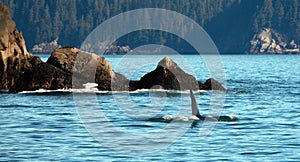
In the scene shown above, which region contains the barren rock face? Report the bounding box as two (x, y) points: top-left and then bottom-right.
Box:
(129, 57), (226, 91)
(250, 28), (300, 54)
(12, 47), (225, 92)
(0, 3), (32, 90)
(47, 47), (79, 73)
(47, 47), (129, 90)
(129, 56), (199, 91)
(10, 62), (72, 92)
(203, 78), (226, 91)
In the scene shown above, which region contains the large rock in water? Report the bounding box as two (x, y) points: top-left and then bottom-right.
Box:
(12, 47), (129, 92)
(0, 3), (33, 90)
(10, 60), (72, 92)
(11, 47), (225, 92)
(12, 48), (225, 92)
(47, 47), (129, 91)
(203, 78), (226, 91)
(129, 57), (226, 91)
(129, 57), (200, 91)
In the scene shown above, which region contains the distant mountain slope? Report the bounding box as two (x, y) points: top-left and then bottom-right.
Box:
(1, 0), (299, 54)
(205, 0), (262, 53)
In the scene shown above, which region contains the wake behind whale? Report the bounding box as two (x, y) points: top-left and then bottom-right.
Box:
(146, 114), (239, 123)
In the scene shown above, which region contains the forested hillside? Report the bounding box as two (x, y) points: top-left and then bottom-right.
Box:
(1, 0), (299, 53)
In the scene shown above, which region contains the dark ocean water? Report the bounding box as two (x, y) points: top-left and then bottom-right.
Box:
(1, 54), (299, 161)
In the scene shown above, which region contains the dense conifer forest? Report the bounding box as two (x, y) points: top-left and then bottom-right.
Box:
(1, 0), (299, 53)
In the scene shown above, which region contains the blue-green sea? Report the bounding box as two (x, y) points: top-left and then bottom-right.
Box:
(1, 54), (299, 161)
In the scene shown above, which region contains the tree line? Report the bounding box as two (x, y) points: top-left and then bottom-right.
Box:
(1, 0), (299, 52)
(253, 0), (300, 41)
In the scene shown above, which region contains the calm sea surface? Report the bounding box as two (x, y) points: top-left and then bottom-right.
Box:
(1, 54), (299, 161)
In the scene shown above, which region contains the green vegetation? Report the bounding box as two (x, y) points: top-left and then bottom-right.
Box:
(253, 0), (299, 39)
(1, 0), (299, 53)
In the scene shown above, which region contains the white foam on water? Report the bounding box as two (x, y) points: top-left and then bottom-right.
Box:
(17, 83), (209, 95)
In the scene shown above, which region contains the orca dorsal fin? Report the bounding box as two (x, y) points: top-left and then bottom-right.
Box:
(190, 89), (201, 118)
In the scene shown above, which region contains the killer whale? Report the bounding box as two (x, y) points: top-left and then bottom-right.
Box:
(190, 89), (218, 122)
(190, 89), (238, 122)
(146, 90), (238, 123)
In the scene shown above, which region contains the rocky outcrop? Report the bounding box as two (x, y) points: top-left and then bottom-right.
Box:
(81, 41), (131, 55)
(0, 3), (33, 90)
(104, 44), (131, 55)
(129, 57), (226, 91)
(11, 46), (226, 92)
(129, 57), (199, 91)
(10, 61), (72, 92)
(12, 47), (129, 92)
(0, 3), (70, 92)
(202, 78), (226, 91)
(250, 28), (300, 54)
(47, 47), (129, 91)
(31, 38), (61, 54)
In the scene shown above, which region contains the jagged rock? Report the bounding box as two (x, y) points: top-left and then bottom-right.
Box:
(198, 81), (207, 90)
(47, 47), (129, 90)
(250, 28), (300, 54)
(287, 40), (298, 49)
(12, 47), (226, 92)
(31, 38), (61, 54)
(47, 47), (78, 73)
(11, 47), (129, 92)
(10, 62), (72, 92)
(203, 78), (226, 91)
(104, 44), (131, 54)
(129, 56), (200, 91)
(95, 57), (129, 91)
(81, 41), (131, 55)
(129, 57), (226, 91)
(0, 3), (33, 90)
(29, 56), (42, 65)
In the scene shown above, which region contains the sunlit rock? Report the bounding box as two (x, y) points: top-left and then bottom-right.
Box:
(0, 3), (33, 90)
(129, 56), (200, 91)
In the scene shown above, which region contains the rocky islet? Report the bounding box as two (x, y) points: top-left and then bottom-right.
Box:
(250, 28), (300, 54)
(0, 3), (225, 93)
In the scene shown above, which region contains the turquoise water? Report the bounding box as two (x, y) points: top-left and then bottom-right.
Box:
(1, 55), (300, 161)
